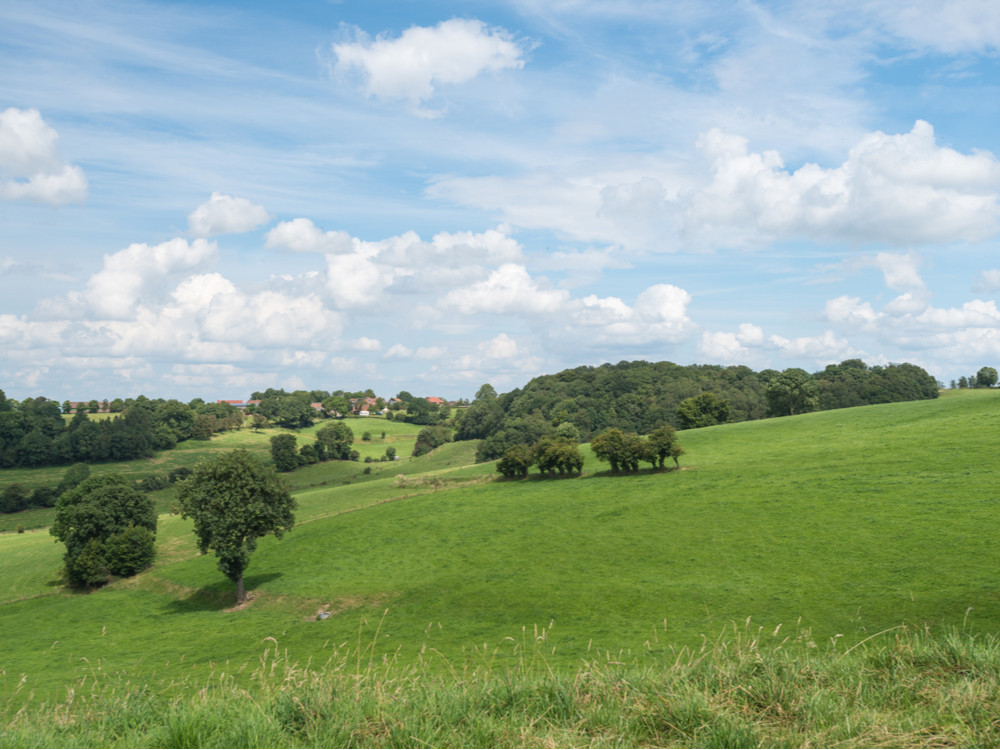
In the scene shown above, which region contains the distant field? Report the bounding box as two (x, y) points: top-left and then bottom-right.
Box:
(0, 415), (420, 531)
(2, 391), (1000, 709)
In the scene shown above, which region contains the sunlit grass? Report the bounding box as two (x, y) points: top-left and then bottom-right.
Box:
(2, 390), (1000, 726)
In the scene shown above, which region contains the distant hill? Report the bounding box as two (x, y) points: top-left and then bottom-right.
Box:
(460, 358), (939, 461)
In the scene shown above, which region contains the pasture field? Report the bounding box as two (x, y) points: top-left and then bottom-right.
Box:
(1, 391), (999, 727)
(0, 415), (420, 532)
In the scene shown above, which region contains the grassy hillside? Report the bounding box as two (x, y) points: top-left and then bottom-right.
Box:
(1, 391), (999, 711)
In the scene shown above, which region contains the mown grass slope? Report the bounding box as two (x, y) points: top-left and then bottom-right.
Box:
(1, 391), (999, 708)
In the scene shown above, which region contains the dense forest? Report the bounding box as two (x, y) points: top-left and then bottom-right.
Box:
(0, 391), (246, 469)
(455, 359), (940, 461)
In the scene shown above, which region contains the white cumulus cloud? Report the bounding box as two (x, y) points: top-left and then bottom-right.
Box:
(687, 120), (1000, 246)
(441, 263), (570, 314)
(0, 108), (87, 204)
(78, 237), (218, 320)
(188, 192), (271, 237)
(332, 18), (526, 111)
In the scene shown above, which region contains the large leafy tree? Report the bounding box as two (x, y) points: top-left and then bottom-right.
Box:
(976, 366), (998, 388)
(315, 421), (354, 460)
(178, 450), (296, 604)
(50, 474), (157, 587)
(765, 368), (818, 417)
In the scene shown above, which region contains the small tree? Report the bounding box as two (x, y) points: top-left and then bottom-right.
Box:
(413, 425), (452, 457)
(532, 435), (584, 476)
(976, 366), (998, 388)
(178, 450), (296, 604)
(497, 443), (533, 478)
(591, 428), (643, 473)
(270, 433), (300, 472)
(50, 474), (157, 587)
(646, 424), (683, 470)
(316, 421), (354, 460)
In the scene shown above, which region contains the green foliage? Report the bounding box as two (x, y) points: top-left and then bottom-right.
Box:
(257, 394), (315, 430)
(49, 474), (157, 587)
(532, 435), (584, 476)
(765, 367), (818, 416)
(590, 427), (644, 473)
(412, 425), (452, 457)
(54, 463), (90, 498)
(646, 424), (683, 469)
(269, 433), (300, 472)
(102, 524), (157, 577)
(0, 482), (31, 513)
(462, 359), (938, 457)
(475, 414), (551, 462)
(177, 450), (296, 603)
(315, 421), (354, 460)
(676, 392), (731, 429)
(976, 366), (998, 388)
(496, 443), (532, 478)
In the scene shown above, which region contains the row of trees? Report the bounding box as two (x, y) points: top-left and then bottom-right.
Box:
(269, 422), (357, 472)
(496, 424), (683, 478)
(951, 367), (998, 389)
(0, 391), (243, 469)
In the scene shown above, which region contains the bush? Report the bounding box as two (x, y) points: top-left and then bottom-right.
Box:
(0, 483), (31, 513)
(31, 486), (58, 508)
(139, 474), (169, 492)
(16, 524), (25, 534)
(103, 525), (156, 577)
(50, 474), (157, 588)
(169, 467), (193, 483)
(413, 426), (452, 457)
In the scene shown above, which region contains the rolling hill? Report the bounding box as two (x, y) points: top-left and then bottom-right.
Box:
(1, 390), (999, 711)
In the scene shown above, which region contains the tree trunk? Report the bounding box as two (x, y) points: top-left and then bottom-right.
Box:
(236, 573), (246, 604)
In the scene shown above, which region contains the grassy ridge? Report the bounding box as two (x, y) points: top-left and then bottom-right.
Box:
(1, 391), (999, 715)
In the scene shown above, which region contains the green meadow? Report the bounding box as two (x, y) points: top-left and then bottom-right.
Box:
(1, 392), (1000, 745)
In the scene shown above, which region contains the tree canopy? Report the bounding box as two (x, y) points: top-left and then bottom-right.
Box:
(50, 474), (157, 587)
(178, 450), (296, 604)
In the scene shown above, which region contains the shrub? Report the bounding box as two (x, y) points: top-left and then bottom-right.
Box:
(103, 525), (156, 577)
(139, 474), (169, 492)
(413, 425), (452, 457)
(50, 474), (157, 587)
(0, 483), (31, 513)
(31, 486), (58, 508)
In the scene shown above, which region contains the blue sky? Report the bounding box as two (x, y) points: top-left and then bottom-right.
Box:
(2, 0), (1000, 401)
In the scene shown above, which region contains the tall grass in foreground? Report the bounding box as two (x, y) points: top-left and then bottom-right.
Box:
(4, 622), (1000, 748)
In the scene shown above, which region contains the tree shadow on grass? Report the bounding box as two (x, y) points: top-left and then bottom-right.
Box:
(163, 572), (284, 613)
(578, 466), (681, 480)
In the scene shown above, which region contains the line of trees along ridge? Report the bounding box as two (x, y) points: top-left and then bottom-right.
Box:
(460, 359), (940, 462)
